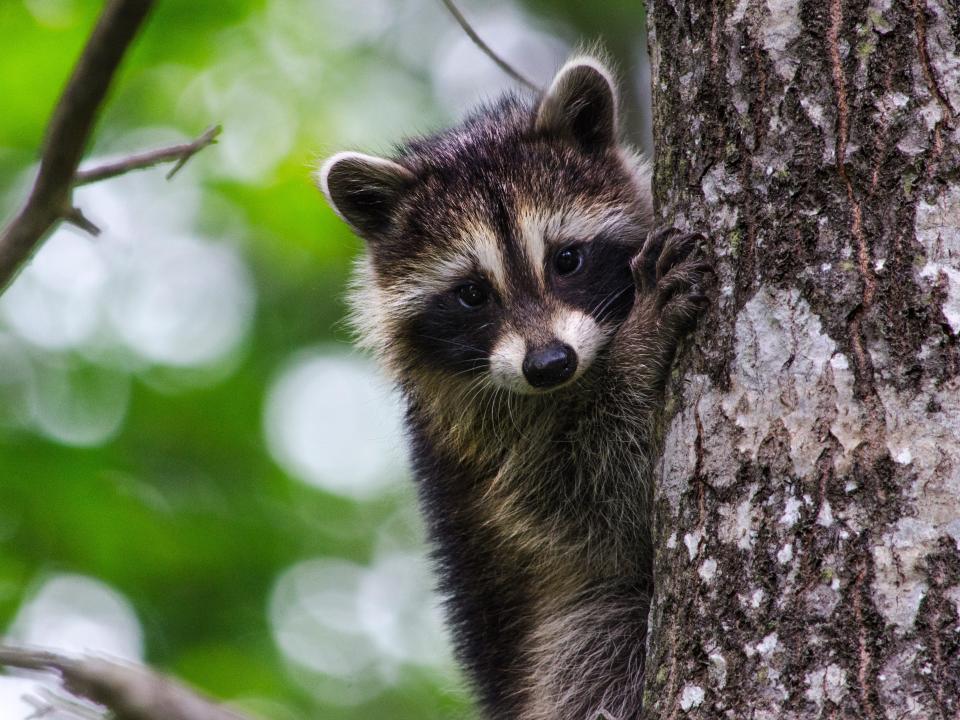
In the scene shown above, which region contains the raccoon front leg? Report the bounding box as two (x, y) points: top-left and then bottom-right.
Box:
(613, 227), (711, 389)
(524, 229), (708, 720)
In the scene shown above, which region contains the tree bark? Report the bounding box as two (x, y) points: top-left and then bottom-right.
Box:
(646, 1), (959, 717)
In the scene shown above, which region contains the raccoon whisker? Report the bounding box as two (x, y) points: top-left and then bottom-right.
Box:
(499, 387), (518, 439)
(431, 355), (490, 384)
(485, 383), (505, 441)
(447, 363), (487, 380)
(416, 334), (489, 354)
(591, 283), (635, 322)
(453, 375), (494, 432)
(586, 283), (630, 318)
(504, 388), (535, 444)
(464, 376), (492, 413)
(465, 385), (495, 447)
(491, 385), (516, 448)
(449, 373), (483, 406)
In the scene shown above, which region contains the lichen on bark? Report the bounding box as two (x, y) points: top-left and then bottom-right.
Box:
(646, 0), (960, 717)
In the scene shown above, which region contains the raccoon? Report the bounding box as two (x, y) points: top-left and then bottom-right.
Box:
(318, 56), (709, 720)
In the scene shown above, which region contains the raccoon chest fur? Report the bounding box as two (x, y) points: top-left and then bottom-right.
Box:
(406, 359), (658, 719)
(320, 54), (709, 720)
(456, 377), (654, 580)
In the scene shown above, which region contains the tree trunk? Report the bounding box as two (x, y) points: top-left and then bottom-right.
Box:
(645, 1), (960, 717)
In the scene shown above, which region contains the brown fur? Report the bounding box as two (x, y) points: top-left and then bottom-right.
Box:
(319, 56), (709, 719)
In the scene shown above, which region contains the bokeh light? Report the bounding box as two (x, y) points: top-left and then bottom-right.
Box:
(431, 4), (569, 109)
(1, 230), (107, 353)
(0, 145), (255, 448)
(6, 573), (143, 660)
(269, 549), (453, 706)
(264, 350), (406, 500)
(0, 676), (44, 720)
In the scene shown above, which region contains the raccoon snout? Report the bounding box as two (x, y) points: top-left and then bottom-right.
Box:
(522, 342), (578, 389)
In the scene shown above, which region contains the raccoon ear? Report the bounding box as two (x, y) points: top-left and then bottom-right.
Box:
(535, 57), (619, 151)
(317, 151), (415, 238)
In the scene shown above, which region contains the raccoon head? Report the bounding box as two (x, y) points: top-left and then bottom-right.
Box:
(319, 56), (652, 396)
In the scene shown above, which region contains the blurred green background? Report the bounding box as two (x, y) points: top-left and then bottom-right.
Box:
(0, 1), (648, 717)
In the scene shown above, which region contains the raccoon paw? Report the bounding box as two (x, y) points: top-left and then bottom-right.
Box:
(630, 228), (711, 334)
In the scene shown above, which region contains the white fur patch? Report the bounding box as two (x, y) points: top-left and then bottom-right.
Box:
(550, 54), (620, 105)
(383, 222), (507, 312)
(467, 222), (508, 293)
(489, 311), (609, 394)
(394, 254), (476, 307)
(518, 206), (634, 258)
(316, 151), (413, 225)
(535, 55), (620, 135)
(553, 310), (608, 377)
(517, 212), (548, 286)
(489, 331), (530, 393)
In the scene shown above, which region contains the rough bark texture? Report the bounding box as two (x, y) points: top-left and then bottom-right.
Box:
(646, 1), (959, 717)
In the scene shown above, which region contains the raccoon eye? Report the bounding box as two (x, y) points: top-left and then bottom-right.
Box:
(456, 283), (488, 308)
(554, 246), (584, 275)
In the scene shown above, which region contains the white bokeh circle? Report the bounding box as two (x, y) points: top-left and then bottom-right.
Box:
(263, 350), (406, 499)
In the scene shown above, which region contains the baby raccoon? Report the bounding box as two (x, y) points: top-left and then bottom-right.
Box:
(319, 56), (708, 720)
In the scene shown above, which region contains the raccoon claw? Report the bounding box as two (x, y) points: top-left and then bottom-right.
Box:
(653, 259), (712, 310)
(631, 228), (712, 334)
(631, 228), (703, 291)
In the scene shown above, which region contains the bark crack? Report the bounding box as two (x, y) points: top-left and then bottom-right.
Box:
(693, 407), (708, 523)
(911, 0), (958, 124)
(828, 0), (876, 311)
(851, 555), (880, 718)
(709, 0), (720, 69)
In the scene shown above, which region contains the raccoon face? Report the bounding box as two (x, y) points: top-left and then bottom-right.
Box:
(396, 206), (642, 396)
(319, 57), (652, 395)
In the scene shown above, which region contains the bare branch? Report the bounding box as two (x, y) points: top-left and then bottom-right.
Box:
(62, 206), (102, 236)
(438, 0), (541, 92)
(0, 0), (221, 295)
(0, 0), (153, 292)
(74, 125), (222, 185)
(0, 646), (256, 720)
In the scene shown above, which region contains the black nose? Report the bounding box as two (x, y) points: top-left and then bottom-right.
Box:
(522, 342), (578, 389)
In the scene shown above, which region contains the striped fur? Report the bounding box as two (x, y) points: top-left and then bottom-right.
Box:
(319, 56), (709, 719)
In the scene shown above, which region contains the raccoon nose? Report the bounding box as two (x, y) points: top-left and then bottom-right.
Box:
(522, 342), (578, 388)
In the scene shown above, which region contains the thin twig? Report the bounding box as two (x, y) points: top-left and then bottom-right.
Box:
(74, 125), (222, 185)
(0, 646), (254, 720)
(438, 0), (541, 92)
(62, 206), (102, 236)
(0, 0), (155, 291)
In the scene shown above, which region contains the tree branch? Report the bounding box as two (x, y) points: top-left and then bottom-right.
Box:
(0, 0), (155, 290)
(438, 0), (541, 92)
(63, 206), (102, 236)
(74, 125), (222, 185)
(0, 0), (223, 293)
(0, 646), (255, 720)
